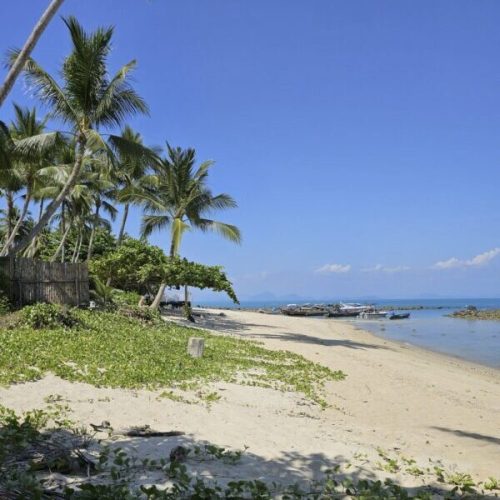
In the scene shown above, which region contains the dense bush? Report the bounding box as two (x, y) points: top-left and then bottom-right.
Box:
(112, 289), (142, 307)
(20, 303), (78, 329)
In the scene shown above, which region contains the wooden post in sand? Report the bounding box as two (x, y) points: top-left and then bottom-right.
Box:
(187, 337), (205, 358)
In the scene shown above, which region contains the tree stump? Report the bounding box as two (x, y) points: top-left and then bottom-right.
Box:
(187, 337), (205, 358)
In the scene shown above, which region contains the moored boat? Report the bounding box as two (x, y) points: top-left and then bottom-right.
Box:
(281, 304), (330, 317)
(359, 310), (388, 319)
(328, 302), (371, 317)
(389, 312), (410, 320)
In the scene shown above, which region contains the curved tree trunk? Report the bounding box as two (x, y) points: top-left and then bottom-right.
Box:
(150, 283), (166, 310)
(117, 203), (129, 245)
(50, 225), (71, 262)
(70, 233), (80, 262)
(0, 188), (31, 255)
(37, 198), (44, 222)
(9, 134), (86, 255)
(71, 232), (83, 262)
(75, 234), (83, 262)
(86, 202), (100, 261)
(0, 0), (65, 108)
(149, 238), (177, 310)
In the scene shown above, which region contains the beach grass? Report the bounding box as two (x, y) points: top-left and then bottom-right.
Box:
(0, 309), (344, 405)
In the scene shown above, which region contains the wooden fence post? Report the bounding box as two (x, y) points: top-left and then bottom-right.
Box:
(187, 337), (205, 358)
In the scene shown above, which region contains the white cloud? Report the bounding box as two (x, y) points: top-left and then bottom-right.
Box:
(315, 263), (351, 274)
(362, 264), (410, 273)
(433, 248), (500, 270)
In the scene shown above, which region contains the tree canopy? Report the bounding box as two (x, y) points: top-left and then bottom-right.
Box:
(89, 238), (238, 303)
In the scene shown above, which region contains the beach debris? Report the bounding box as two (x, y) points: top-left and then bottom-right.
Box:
(122, 425), (185, 438)
(187, 337), (205, 358)
(89, 421), (111, 432)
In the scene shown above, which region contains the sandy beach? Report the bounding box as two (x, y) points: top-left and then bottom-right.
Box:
(1, 308), (499, 490)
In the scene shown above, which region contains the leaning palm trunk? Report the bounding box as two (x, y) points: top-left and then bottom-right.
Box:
(75, 235), (83, 262)
(9, 135), (86, 255)
(117, 203), (129, 245)
(50, 225), (71, 262)
(87, 204), (100, 261)
(37, 198), (44, 222)
(0, 188), (31, 255)
(71, 232), (83, 262)
(70, 235), (79, 262)
(0, 0), (65, 108)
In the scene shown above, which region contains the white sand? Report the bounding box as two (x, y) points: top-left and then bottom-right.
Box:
(1, 309), (499, 489)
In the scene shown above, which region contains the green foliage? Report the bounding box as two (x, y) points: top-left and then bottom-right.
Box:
(90, 237), (167, 292)
(118, 305), (160, 323)
(90, 276), (115, 307)
(0, 310), (343, 405)
(20, 303), (78, 329)
(90, 237), (239, 303)
(163, 257), (238, 303)
(0, 292), (10, 315)
(112, 289), (141, 306)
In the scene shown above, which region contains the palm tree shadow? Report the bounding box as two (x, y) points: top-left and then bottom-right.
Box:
(431, 426), (500, 445)
(102, 433), (453, 497)
(164, 311), (389, 350)
(249, 331), (390, 350)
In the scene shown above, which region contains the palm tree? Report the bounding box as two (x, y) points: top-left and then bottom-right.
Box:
(110, 126), (153, 245)
(0, 105), (49, 255)
(8, 16), (149, 255)
(140, 145), (241, 309)
(0, 0), (65, 107)
(37, 147), (115, 262)
(0, 122), (23, 248)
(0, 206), (34, 245)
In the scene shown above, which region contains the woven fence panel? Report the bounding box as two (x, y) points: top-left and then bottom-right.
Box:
(0, 257), (89, 307)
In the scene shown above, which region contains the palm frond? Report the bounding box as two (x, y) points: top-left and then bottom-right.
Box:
(140, 214), (170, 238)
(195, 219), (242, 244)
(8, 49), (79, 124)
(94, 61), (149, 127)
(108, 134), (158, 166)
(13, 132), (66, 161)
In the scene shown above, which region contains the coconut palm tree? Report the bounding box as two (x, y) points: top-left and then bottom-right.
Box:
(8, 16), (149, 255)
(0, 206), (34, 245)
(0, 105), (49, 255)
(110, 126), (154, 245)
(140, 145), (241, 309)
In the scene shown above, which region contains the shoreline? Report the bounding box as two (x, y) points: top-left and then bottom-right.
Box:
(222, 306), (500, 376)
(197, 306), (500, 372)
(348, 320), (500, 374)
(190, 308), (500, 478)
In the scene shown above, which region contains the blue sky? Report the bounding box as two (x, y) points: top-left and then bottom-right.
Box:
(2, 0), (500, 301)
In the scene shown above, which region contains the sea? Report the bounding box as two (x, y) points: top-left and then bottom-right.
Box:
(198, 298), (500, 369)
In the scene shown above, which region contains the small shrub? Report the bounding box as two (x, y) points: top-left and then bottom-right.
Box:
(20, 303), (78, 329)
(118, 304), (159, 323)
(112, 289), (141, 306)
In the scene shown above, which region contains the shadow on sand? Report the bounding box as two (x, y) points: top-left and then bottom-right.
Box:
(93, 433), (455, 497)
(431, 426), (500, 445)
(165, 311), (389, 351)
